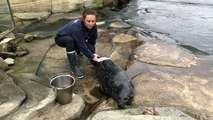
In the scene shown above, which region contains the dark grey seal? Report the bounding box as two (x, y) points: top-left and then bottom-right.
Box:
(95, 59), (133, 109)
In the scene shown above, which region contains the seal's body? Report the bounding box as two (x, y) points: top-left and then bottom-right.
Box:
(95, 59), (133, 108)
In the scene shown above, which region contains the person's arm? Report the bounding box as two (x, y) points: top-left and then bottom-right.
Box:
(87, 25), (97, 53)
(88, 25), (97, 46)
(71, 28), (94, 59)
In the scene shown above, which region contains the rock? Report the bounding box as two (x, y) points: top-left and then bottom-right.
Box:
(51, 0), (83, 13)
(0, 52), (17, 59)
(110, 21), (131, 29)
(4, 74), (55, 120)
(15, 45), (29, 57)
(10, 0), (51, 13)
(0, 57), (9, 71)
(0, 70), (26, 119)
(3, 32), (16, 40)
(134, 39), (197, 67)
(24, 34), (34, 42)
(110, 33), (139, 69)
(83, 93), (99, 104)
(16, 51), (29, 57)
(45, 12), (82, 24)
(0, 30), (15, 41)
(0, 30), (11, 40)
(103, 0), (118, 8)
(113, 33), (136, 43)
(32, 31), (53, 39)
(24, 31), (53, 42)
(31, 94), (85, 120)
(150, 32), (177, 44)
(136, 33), (152, 42)
(0, 38), (15, 52)
(0, 38), (14, 44)
(14, 12), (51, 20)
(126, 55), (213, 117)
(96, 28), (113, 57)
(88, 107), (195, 120)
(91, 98), (117, 113)
(4, 58), (15, 66)
(96, 21), (106, 26)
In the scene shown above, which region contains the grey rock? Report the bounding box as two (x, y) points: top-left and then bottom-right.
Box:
(88, 107), (195, 120)
(0, 52), (17, 59)
(31, 94), (85, 120)
(0, 30), (11, 40)
(45, 12), (82, 24)
(109, 21), (132, 29)
(127, 55), (213, 117)
(14, 12), (51, 20)
(24, 31), (53, 42)
(4, 58), (15, 66)
(134, 39), (197, 67)
(4, 74), (55, 120)
(16, 51), (29, 57)
(0, 70), (26, 119)
(0, 57), (9, 71)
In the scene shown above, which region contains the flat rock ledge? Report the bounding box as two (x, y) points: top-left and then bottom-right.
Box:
(134, 39), (197, 68)
(87, 107), (195, 120)
(31, 94), (85, 120)
(1, 71), (85, 120)
(3, 73), (55, 120)
(0, 70), (26, 119)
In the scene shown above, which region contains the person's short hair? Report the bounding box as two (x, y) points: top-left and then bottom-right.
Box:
(82, 8), (97, 19)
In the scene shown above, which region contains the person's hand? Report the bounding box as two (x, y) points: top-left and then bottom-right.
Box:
(92, 54), (100, 62)
(93, 53), (100, 58)
(96, 57), (110, 62)
(92, 54), (109, 62)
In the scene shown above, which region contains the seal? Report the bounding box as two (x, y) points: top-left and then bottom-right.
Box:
(95, 59), (133, 108)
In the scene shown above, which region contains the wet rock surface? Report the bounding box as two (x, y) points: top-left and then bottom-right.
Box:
(0, 71), (25, 119)
(133, 39), (197, 67)
(31, 94), (85, 120)
(1, 11), (213, 120)
(87, 107), (196, 120)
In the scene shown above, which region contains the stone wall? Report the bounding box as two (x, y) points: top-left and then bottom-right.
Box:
(10, 0), (83, 20)
(9, 0), (130, 20)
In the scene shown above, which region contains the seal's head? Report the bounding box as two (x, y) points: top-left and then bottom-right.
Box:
(117, 84), (134, 109)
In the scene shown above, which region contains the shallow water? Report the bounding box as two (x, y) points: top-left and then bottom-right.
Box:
(122, 0), (213, 55)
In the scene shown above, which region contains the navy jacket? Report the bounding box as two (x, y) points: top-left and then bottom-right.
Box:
(56, 19), (97, 59)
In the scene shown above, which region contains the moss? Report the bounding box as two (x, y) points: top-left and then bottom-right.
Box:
(91, 0), (103, 9)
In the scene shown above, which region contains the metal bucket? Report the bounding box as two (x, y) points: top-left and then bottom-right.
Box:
(50, 74), (75, 105)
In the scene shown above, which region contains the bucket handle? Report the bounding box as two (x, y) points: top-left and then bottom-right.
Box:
(50, 72), (75, 90)
(51, 72), (70, 79)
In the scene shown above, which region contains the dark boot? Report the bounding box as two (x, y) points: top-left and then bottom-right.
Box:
(67, 51), (84, 78)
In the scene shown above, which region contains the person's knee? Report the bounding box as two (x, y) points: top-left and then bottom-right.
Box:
(55, 36), (75, 49)
(64, 36), (75, 51)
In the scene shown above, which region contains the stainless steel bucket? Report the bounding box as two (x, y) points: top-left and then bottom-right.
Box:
(50, 74), (75, 105)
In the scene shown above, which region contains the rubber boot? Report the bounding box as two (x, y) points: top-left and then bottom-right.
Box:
(67, 51), (84, 78)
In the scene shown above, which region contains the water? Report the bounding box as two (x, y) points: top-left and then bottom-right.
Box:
(122, 0), (213, 55)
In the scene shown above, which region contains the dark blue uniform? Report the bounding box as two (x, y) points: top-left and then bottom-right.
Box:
(55, 19), (97, 59)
